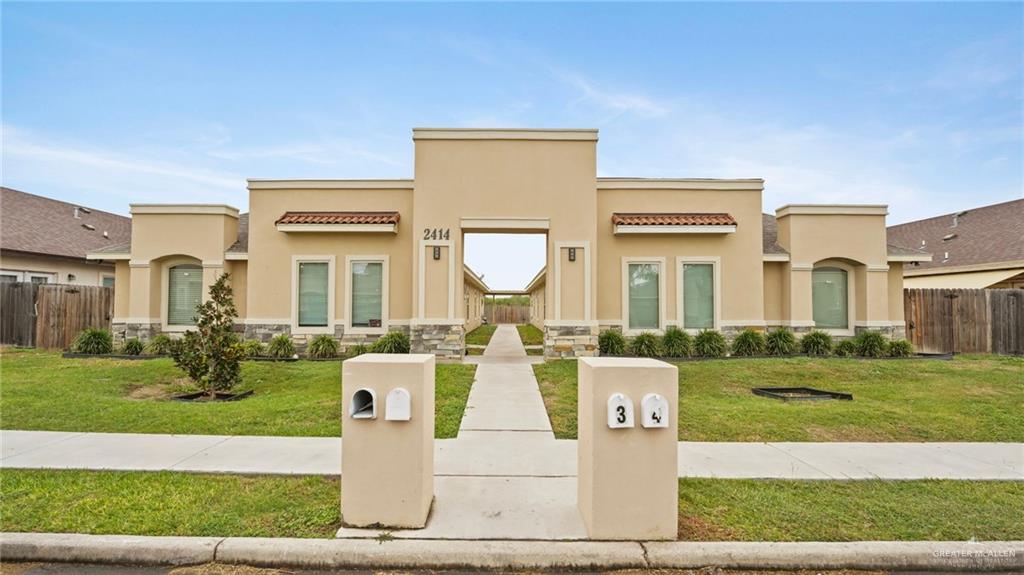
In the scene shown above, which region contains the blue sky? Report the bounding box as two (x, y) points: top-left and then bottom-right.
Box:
(3, 2), (1021, 289)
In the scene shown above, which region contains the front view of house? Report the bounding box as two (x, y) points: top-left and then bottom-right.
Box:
(88, 128), (929, 358)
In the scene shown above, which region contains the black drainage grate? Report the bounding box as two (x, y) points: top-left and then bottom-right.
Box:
(752, 387), (853, 401)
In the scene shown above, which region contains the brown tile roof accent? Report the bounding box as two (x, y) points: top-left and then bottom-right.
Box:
(1, 187), (132, 260)
(761, 213), (789, 255)
(887, 198), (1023, 270)
(275, 211), (400, 226)
(612, 212), (737, 226)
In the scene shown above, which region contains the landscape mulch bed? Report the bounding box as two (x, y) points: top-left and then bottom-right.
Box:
(61, 353), (164, 360)
(172, 390), (254, 402)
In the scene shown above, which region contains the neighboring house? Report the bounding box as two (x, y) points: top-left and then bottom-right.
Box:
(87, 128), (929, 358)
(887, 199), (1024, 289)
(1, 187), (131, 286)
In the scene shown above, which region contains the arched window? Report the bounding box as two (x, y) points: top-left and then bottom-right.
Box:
(167, 264), (202, 326)
(812, 267), (848, 330)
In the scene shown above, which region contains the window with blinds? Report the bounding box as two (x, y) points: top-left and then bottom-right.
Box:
(682, 263), (715, 329)
(813, 267), (849, 329)
(351, 261), (383, 328)
(298, 262), (329, 327)
(627, 263), (659, 330)
(167, 265), (202, 325)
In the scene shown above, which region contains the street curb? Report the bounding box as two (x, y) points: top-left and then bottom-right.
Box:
(0, 533), (221, 566)
(2, 533), (1022, 571)
(644, 541), (1024, 572)
(217, 538), (646, 569)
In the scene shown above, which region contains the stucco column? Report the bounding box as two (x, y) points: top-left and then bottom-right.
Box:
(863, 266), (891, 326)
(787, 266), (814, 330)
(127, 261), (152, 321)
(202, 262), (224, 303)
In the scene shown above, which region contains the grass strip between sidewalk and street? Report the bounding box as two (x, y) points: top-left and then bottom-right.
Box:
(1, 349), (475, 438)
(678, 478), (1024, 541)
(533, 355), (1024, 442)
(3, 470), (1022, 542)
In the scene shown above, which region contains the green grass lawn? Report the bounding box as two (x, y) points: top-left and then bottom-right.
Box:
(679, 479), (1024, 541)
(1, 469), (340, 538)
(0, 348), (475, 438)
(4, 469), (1020, 542)
(516, 323), (544, 346)
(534, 355), (1024, 442)
(465, 324), (497, 346)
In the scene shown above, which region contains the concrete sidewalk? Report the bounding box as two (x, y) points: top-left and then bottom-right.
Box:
(6, 430), (1019, 479)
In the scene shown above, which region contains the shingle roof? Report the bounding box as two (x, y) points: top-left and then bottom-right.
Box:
(887, 198), (1023, 270)
(612, 213), (736, 226)
(275, 211), (400, 225)
(761, 213), (789, 255)
(226, 213), (249, 254)
(1, 187), (132, 260)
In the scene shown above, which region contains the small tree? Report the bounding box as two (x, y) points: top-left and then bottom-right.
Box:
(172, 273), (243, 395)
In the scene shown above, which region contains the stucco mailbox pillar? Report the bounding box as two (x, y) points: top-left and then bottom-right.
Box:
(341, 353), (435, 529)
(577, 357), (678, 540)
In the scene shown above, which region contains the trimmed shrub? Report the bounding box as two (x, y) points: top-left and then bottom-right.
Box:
(240, 339), (265, 358)
(122, 338), (144, 355)
(694, 329), (727, 358)
(661, 326), (692, 358)
(371, 331), (411, 354)
(598, 330), (626, 356)
(800, 330), (833, 356)
(888, 339), (914, 358)
(145, 334), (175, 355)
(630, 332), (661, 357)
(267, 334), (296, 359)
(307, 334), (340, 358)
(855, 331), (889, 358)
(834, 339), (857, 357)
(731, 329), (766, 357)
(348, 344), (369, 357)
(70, 328), (114, 354)
(765, 328), (798, 356)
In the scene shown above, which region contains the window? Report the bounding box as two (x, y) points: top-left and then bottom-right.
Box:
(627, 263), (660, 330)
(167, 264), (202, 325)
(682, 263), (715, 329)
(812, 267), (848, 329)
(102, 276), (115, 288)
(1, 274), (18, 283)
(351, 261), (383, 328)
(30, 276), (49, 285)
(298, 262), (329, 327)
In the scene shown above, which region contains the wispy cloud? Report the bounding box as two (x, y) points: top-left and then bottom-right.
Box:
(555, 71), (668, 119)
(2, 124), (247, 210)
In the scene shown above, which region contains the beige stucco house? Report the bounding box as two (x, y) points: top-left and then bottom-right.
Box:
(87, 128), (928, 358)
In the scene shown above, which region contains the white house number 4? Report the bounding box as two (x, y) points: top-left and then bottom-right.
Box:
(423, 228), (450, 240)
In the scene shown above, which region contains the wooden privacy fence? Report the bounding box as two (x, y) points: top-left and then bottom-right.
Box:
(904, 288), (1023, 355)
(485, 304), (531, 325)
(0, 283), (114, 349)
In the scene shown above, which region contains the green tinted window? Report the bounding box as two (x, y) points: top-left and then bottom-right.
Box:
(298, 262), (329, 327)
(813, 267), (848, 329)
(167, 265), (202, 325)
(628, 263), (659, 330)
(683, 263), (714, 329)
